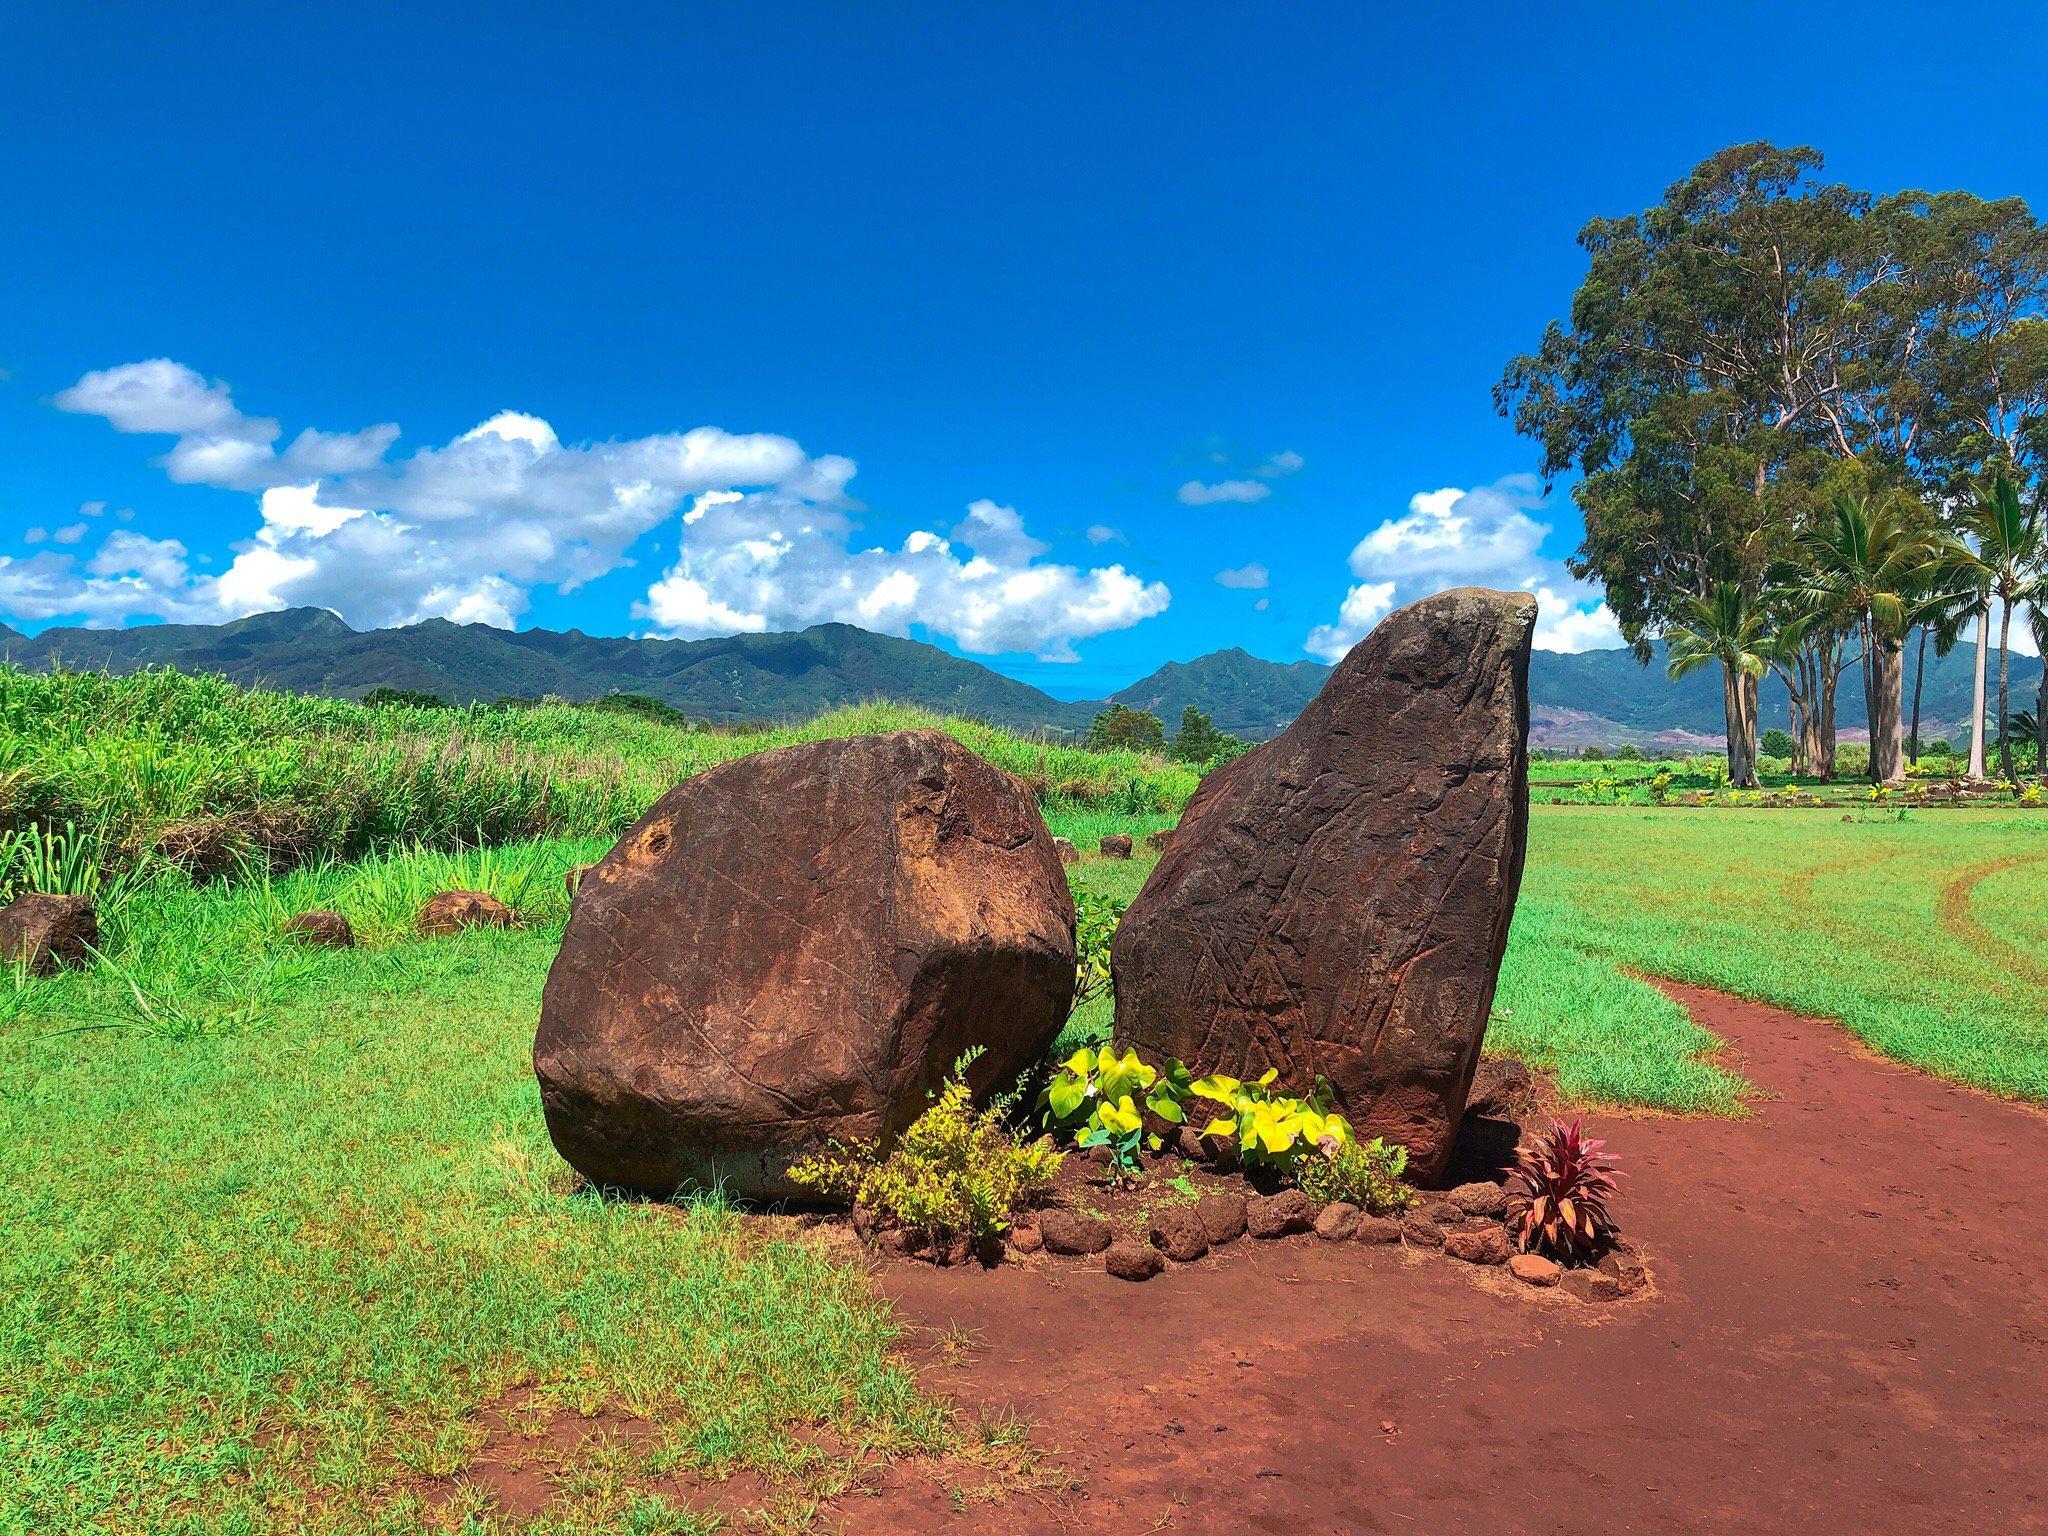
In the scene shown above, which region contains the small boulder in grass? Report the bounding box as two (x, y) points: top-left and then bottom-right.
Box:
(1105, 1241), (1166, 1282)
(284, 911), (355, 948)
(1353, 1214), (1404, 1245)
(1039, 1209), (1113, 1256)
(418, 890), (514, 937)
(1051, 837), (1080, 866)
(1508, 1252), (1561, 1287)
(0, 892), (98, 974)
(1246, 1189), (1315, 1239)
(1146, 828), (1176, 852)
(1443, 1226), (1513, 1266)
(1099, 834), (1133, 859)
(1148, 1206), (1210, 1263)
(1314, 1201), (1361, 1241)
(1448, 1182), (1509, 1219)
(1195, 1191), (1248, 1245)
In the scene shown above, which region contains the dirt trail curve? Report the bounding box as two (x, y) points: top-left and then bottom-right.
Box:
(841, 983), (2048, 1536)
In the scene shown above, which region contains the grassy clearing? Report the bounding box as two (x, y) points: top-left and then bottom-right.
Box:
(0, 667), (1196, 883)
(1519, 804), (2048, 1106)
(1, 857), (947, 1536)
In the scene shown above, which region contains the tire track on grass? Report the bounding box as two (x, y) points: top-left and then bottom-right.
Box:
(1935, 854), (2048, 993)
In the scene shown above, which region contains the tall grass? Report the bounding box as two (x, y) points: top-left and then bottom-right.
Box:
(0, 666), (1198, 881)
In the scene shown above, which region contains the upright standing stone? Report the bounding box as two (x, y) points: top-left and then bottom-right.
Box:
(1112, 588), (1535, 1182)
(534, 730), (1076, 1198)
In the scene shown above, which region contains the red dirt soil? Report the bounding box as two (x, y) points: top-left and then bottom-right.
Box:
(837, 982), (2048, 1535)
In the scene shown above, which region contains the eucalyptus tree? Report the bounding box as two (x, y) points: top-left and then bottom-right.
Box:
(1787, 493), (1972, 785)
(1664, 583), (1773, 787)
(1956, 477), (2047, 781)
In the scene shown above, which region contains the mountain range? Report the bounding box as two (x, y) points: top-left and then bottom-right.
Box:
(2, 607), (2038, 749)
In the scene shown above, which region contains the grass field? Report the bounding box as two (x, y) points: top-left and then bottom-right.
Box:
(8, 676), (2048, 1532)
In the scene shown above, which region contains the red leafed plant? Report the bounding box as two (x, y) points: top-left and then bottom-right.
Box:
(1508, 1118), (1621, 1263)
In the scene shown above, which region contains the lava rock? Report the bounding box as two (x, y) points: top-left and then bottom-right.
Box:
(1443, 1226), (1513, 1266)
(1562, 1267), (1630, 1303)
(1509, 1252), (1561, 1287)
(1425, 1201), (1468, 1227)
(1447, 1181), (1510, 1219)
(1466, 1058), (1536, 1120)
(1112, 589), (1537, 1183)
(418, 890), (514, 937)
(1148, 1206), (1211, 1263)
(0, 892), (97, 975)
(1099, 834), (1133, 859)
(1353, 1214), (1404, 1245)
(1401, 1216), (1446, 1249)
(1146, 828), (1177, 852)
(1314, 1201), (1362, 1241)
(1007, 1222), (1044, 1255)
(533, 731), (1076, 1198)
(1597, 1243), (1649, 1295)
(1039, 1209), (1113, 1256)
(284, 910), (355, 948)
(1247, 1189), (1316, 1239)
(1106, 1241), (1166, 1281)
(1051, 837), (1080, 866)
(1196, 1191), (1249, 1245)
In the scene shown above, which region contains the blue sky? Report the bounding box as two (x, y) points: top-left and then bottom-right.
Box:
(2, 3), (2043, 696)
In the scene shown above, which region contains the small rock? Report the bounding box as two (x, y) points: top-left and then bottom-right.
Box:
(1099, 834), (1133, 859)
(1039, 1209), (1113, 1256)
(1443, 1227), (1512, 1266)
(1596, 1243), (1649, 1295)
(1007, 1222), (1044, 1255)
(1148, 1206), (1210, 1263)
(1105, 1241), (1166, 1281)
(1353, 1214), (1403, 1245)
(1173, 1125), (1209, 1160)
(1246, 1189), (1315, 1239)
(1508, 1252), (1561, 1287)
(0, 892), (98, 975)
(1051, 837), (1080, 866)
(1146, 828), (1177, 852)
(1447, 1181), (1509, 1218)
(1425, 1200), (1466, 1227)
(418, 889), (514, 937)
(564, 863), (594, 900)
(877, 1227), (924, 1258)
(1401, 1216), (1445, 1248)
(1465, 1058), (1536, 1119)
(1195, 1191), (1248, 1245)
(932, 1232), (975, 1267)
(1562, 1267), (1629, 1303)
(1314, 1201), (1361, 1241)
(284, 910), (354, 948)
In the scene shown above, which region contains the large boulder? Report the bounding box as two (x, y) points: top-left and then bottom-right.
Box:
(534, 730), (1076, 1198)
(1111, 588), (1535, 1182)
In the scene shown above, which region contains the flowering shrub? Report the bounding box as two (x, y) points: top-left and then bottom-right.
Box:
(790, 1062), (1062, 1243)
(1295, 1135), (1412, 1213)
(1507, 1118), (1621, 1263)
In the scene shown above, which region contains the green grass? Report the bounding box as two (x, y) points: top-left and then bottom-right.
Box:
(0, 666), (1197, 888)
(1, 849), (949, 1536)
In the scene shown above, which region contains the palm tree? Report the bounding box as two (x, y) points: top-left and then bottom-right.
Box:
(1907, 597), (1973, 767)
(1956, 477), (2046, 784)
(1787, 493), (1972, 786)
(2032, 603), (2048, 780)
(1665, 582), (1771, 788)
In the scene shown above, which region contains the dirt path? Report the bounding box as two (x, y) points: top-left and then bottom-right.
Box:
(838, 983), (2048, 1535)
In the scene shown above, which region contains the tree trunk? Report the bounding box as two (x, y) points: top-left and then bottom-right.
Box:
(1996, 598), (2015, 783)
(2038, 665), (2046, 779)
(1908, 625), (1928, 765)
(1815, 658), (1839, 780)
(1969, 605), (1990, 779)
(1867, 627), (1907, 787)
(1724, 662), (1758, 788)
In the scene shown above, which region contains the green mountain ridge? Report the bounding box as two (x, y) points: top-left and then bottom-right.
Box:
(1, 608), (2037, 748)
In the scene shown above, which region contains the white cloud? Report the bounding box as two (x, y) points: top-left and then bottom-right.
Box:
(1177, 477), (1270, 506)
(1304, 474), (1618, 660)
(1215, 562), (1269, 590)
(636, 494), (1169, 662)
(1258, 450), (1304, 476)
(27, 358), (1174, 660)
(51, 524), (87, 545)
(1086, 524), (1124, 546)
(22, 527), (46, 545)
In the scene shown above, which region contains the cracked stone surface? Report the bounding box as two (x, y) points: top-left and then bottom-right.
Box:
(534, 729), (1076, 1197)
(1112, 587), (1536, 1182)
